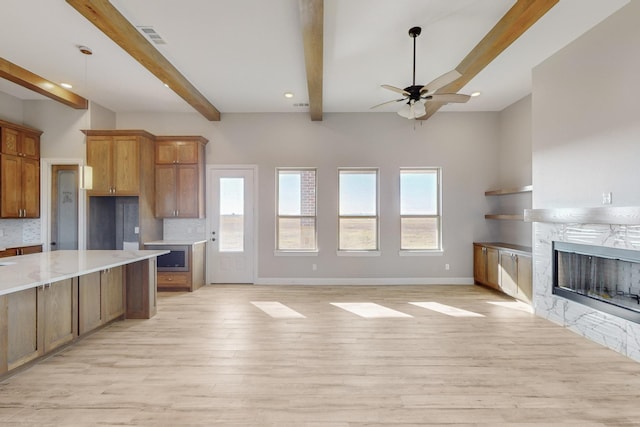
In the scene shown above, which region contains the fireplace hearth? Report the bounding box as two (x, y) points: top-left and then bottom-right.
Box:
(553, 241), (640, 323)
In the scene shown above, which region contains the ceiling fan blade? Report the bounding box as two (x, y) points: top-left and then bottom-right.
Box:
(420, 70), (462, 94)
(424, 93), (471, 103)
(370, 98), (406, 109)
(381, 85), (410, 96)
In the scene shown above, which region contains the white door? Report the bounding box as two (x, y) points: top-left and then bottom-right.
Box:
(207, 167), (256, 283)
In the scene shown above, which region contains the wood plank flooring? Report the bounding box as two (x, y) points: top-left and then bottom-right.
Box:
(1, 284), (640, 426)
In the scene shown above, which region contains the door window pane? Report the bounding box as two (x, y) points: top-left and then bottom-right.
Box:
(219, 177), (244, 252)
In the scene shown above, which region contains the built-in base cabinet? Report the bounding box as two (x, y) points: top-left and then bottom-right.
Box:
(0, 262), (153, 377)
(474, 243), (532, 303)
(79, 267), (124, 336)
(1, 278), (77, 373)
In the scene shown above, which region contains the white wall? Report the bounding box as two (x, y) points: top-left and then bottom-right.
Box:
(118, 111), (500, 282)
(532, 0), (640, 209)
(530, 0), (640, 358)
(0, 91), (24, 124)
(492, 95), (532, 247)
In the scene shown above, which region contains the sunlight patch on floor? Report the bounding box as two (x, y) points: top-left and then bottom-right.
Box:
(330, 302), (413, 318)
(487, 300), (534, 313)
(250, 301), (306, 318)
(409, 302), (485, 317)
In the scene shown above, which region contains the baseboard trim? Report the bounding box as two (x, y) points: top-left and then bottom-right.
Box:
(254, 277), (474, 285)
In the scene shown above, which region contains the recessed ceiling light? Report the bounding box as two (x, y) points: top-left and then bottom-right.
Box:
(164, 83), (170, 88)
(284, 92), (294, 99)
(471, 91), (482, 97)
(60, 83), (73, 89)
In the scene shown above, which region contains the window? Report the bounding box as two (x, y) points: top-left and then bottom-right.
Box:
(400, 168), (441, 251)
(276, 169), (317, 251)
(338, 169), (378, 251)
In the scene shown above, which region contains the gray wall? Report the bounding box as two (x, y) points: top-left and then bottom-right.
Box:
(532, 0), (640, 209)
(118, 111), (500, 281)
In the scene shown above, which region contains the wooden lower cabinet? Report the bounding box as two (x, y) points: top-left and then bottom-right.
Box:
(0, 278), (77, 374)
(0, 245), (43, 258)
(79, 266), (124, 335)
(473, 244), (499, 290)
(474, 243), (532, 303)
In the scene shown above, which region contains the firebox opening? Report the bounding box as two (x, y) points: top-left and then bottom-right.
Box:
(552, 241), (640, 323)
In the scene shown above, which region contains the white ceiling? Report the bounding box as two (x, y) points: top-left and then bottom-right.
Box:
(0, 0), (629, 118)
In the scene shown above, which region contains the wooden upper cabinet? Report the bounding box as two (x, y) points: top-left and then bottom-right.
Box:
(1, 122), (40, 160)
(84, 130), (153, 197)
(0, 156), (41, 218)
(154, 136), (207, 218)
(0, 120), (42, 218)
(155, 138), (203, 164)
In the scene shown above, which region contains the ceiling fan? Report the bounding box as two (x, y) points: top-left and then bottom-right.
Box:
(372, 26), (471, 119)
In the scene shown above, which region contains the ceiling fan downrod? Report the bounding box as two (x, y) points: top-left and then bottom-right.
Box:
(408, 26), (421, 87)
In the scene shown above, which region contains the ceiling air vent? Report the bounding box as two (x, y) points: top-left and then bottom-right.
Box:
(137, 26), (166, 45)
(293, 103), (309, 107)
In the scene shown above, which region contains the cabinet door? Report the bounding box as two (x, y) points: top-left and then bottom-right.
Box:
(78, 272), (103, 335)
(176, 164), (199, 217)
(1, 128), (20, 156)
(176, 141), (199, 164)
(102, 267), (124, 323)
(155, 141), (177, 164)
(21, 158), (40, 218)
(517, 255), (533, 303)
(113, 136), (140, 195)
(20, 245), (43, 255)
(43, 279), (76, 352)
(87, 137), (114, 195)
(486, 247), (500, 289)
(499, 251), (518, 297)
(0, 154), (22, 217)
(473, 245), (487, 285)
(155, 164), (177, 217)
(21, 133), (40, 159)
(6, 287), (43, 370)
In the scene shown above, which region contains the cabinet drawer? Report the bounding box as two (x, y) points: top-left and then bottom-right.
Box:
(157, 272), (190, 289)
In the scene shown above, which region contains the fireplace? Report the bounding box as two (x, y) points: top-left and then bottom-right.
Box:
(553, 241), (640, 323)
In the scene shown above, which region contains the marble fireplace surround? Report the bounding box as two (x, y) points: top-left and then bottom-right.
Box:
(525, 206), (640, 362)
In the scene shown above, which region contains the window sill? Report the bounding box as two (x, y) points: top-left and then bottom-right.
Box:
(274, 250), (319, 257)
(336, 250), (381, 257)
(399, 250), (443, 257)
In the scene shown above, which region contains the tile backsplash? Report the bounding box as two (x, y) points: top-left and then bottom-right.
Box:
(0, 219), (41, 247)
(162, 218), (207, 241)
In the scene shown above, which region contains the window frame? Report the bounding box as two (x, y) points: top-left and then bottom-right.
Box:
(275, 167), (318, 253)
(399, 167), (443, 254)
(337, 167), (380, 254)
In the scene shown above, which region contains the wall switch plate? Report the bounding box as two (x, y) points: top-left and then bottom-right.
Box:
(312, 263), (317, 271)
(134, 226), (140, 234)
(602, 192), (612, 205)
(0, 229), (3, 237)
(445, 263), (450, 270)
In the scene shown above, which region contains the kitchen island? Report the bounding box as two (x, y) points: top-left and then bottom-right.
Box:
(0, 250), (167, 377)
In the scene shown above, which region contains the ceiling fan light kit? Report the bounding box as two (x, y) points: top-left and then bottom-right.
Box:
(372, 26), (471, 119)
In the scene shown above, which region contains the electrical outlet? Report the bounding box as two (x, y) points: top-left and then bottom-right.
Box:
(312, 263), (317, 271)
(134, 226), (140, 234)
(445, 263), (450, 270)
(0, 229), (4, 237)
(602, 192), (612, 205)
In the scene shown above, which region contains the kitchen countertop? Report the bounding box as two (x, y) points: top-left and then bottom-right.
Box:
(0, 250), (168, 296)
(144, 240), (207, 246)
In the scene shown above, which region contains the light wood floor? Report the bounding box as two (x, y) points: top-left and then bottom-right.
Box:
(2, 284), (640, 426)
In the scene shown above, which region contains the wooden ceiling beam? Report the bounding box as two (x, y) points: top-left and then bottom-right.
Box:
(0, 57), (88, 109)
(299, 0), (324, 121)
(66, 0), (220, 121)
(419, 0), (559, 120)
